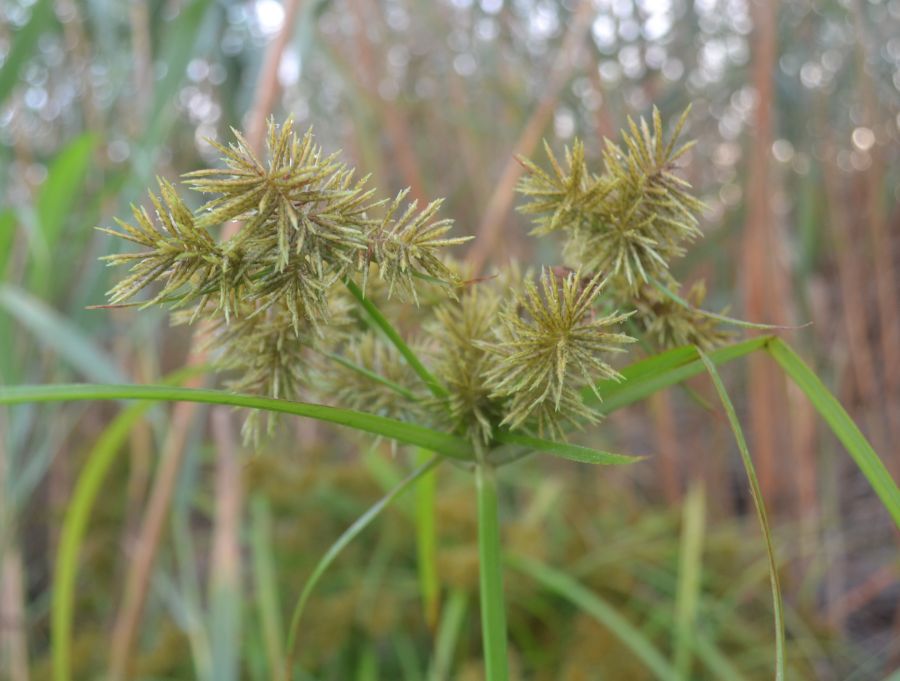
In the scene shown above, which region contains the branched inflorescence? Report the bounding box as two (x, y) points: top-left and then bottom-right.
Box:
(102, 119), (466, 441)
(482, 269), (633, 437)
(517, 107), (727, 352)
(103, 110), (724, 452)
(518, 107), (703, 291)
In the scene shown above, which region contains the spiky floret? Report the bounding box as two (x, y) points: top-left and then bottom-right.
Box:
(482, 268), (634, 436)
(101, 119), (469, 442)
(633, 281), (732, 351)
(516, 139), (616, 236)
(427, 284), (506, 448)
(184, 119), (374, 272)
(518, 107), (703, 292)
(366, 190), (471, 304)
(103, 119), (464, 334)
(202, 303), (314, 443)
(100, 179), (246, 319)
(312, 330), (427, 421)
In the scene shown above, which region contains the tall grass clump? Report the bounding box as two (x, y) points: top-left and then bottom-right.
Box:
(1, 110), (896, 681)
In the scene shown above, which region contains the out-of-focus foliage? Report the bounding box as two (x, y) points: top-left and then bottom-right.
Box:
(2, 0), (899, 678)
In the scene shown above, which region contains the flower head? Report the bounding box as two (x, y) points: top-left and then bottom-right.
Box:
(483, 268), (634, 436)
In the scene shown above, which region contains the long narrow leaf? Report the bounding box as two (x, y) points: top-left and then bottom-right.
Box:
(415, 449), (440, 629)
(429, 589), (468, 681)
(650, 278), (791, 330)
(0, 210), (15, 280)
(509, 555), (679, 681)
(0, 0), (55, 106)
(476, 463), (510, 681)
(51, 366), (204, 681)
(0, 285), (126, 384)
(493, 431), (641, 465)
(0, 384), (475, 461)
(696, 348), (785, 681)
(673, 483), (706, 680)
(766, 338), (900, 528)
(587, 337), (771, 412)
(251, 495), (286, 676)
(284, 456), (442, 674)
(32, 133), (97, 295)
(344, 278), (448, 398)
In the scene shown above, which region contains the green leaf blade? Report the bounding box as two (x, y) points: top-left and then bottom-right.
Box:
(696, 348), (785, 681)
(493, 431), (641, 466)
(509, 555), (679, 681)
(766, 338), (900, 528)
(0, 383), (474, 461)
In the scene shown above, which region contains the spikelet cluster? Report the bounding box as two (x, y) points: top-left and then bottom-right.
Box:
(517, 107), (703, 293)
(427, 283), (505, 448)
(633, 281), (733, 351)
(102, 109), (732, 454)
(481, 269), (634, 437)
(102, 119), (467, 441)
(314, 330), (426, 422)
(419, 266), (634, 446)
(517, 107), (731, 353)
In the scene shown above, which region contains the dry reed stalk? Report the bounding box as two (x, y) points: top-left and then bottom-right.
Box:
(851, 1), (900, 396)
(465, 0), (594, 274)
(122, 350), (154, 549)
(741, 0), (789, 506)
(245, 0), (304, 152)
(57, 0), (101, 133)
(342, 0), (428, 205)
(0, 548), (29, 681)
(0, 429), (30, 681)
(107, 392), (204, 679)
(107, 3), (304, 675)
(128, 0), (154, 133)
(826, 564), (899, 629)
(818, 136), (881, 433)
(209, 407), (243, 655)
(649, 391), (682, 504)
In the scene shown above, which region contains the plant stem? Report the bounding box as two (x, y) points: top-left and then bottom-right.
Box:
(343, 278), (449, 399)
(475, 462), (509, 681)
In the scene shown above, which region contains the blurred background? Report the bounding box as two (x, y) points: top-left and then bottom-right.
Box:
(1, 0), (899, 678)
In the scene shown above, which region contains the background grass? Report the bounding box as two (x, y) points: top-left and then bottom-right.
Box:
(1, 0), (899, 679)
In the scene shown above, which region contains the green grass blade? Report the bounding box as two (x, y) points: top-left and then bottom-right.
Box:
(696, 348), (785, 681)
(0, 210), (15, 280)
(476, 462), (510, 681)
(429, 589), (468, 681)
(586, 337), (771, 413)
(415, 449), (440, 629)
(32, 133), (97, 294)
(284, 456), (442, 675)
(508, 555), (679, 681)
(0, 285), (126, 384)
(493, 431), (641, 465)
(251, 494), (286, 678)
(344, 278), (449, 398)
(650, 278), (788, 330)
(0, 384), (475, 461)
(692, 635), (751, 681)
(143, 0), (214, 152)
(51, 366), (204, 681)
(766, 338), (900, 528)
(0, 0), (55, 106)
(321, 349), (420, 402)
(673, 483), (706, 680)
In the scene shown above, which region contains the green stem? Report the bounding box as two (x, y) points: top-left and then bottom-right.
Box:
(319, 349), (421, 402)
(284, 456), (442, 677)
(475, 462), (509, 681)
(344, 278), (449, 399)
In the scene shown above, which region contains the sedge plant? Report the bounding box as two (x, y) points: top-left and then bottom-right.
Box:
(2, 111), (897, 681)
